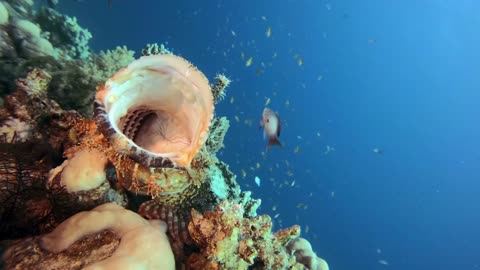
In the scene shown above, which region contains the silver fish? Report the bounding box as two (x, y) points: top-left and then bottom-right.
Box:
(259, 107), (282, 150)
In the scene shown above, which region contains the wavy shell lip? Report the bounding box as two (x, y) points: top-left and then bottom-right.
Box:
(95, 54), (213, 168)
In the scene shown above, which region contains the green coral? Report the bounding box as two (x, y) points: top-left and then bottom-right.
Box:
(35, 7), (92, 60)
(205, 116), (230, 154)
(141, 43), (173, 56)
(211, 74), (231, 103)
(46, 46), (135, 117)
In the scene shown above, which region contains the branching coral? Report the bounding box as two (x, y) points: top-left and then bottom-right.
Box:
(35, 7), (92, 60)
(205, 116), (230, 154)
(141, 43), (173, 56)
(211, 74), (231, 103)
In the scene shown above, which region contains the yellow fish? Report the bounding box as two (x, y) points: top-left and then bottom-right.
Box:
(265, 97), (271, 106)
(266, 26), (272, 37)
(297, 57), (303, 66)
(245, 57), (253, 67)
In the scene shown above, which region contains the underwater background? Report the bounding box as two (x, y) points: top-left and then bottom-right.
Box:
(55, 0), (480, 269)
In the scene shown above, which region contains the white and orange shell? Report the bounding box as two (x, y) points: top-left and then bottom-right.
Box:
(94, 54), (214, 168)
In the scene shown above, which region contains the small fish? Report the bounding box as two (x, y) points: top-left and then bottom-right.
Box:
(245, 56), (253, 67)
(265, 97), (271, 106)
(254, 176), (261, 187)
(372, 148), (383, 154)
(297, 57), (303, 66)
(259, 108), (282, 150)
(266, 26), (272, 37)
(378, 259), (389, 265)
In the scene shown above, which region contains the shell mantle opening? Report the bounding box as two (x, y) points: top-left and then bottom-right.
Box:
(96, 54), (214, 168)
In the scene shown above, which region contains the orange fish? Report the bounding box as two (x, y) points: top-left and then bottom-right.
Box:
(259, 107), (282, 150)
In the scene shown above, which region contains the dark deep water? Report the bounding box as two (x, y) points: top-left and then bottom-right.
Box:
(58, 0), (480, 269)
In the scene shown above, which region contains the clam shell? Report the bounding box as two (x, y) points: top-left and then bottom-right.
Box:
(95, 54), (214, 168)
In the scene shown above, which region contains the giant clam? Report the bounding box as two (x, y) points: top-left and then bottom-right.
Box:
(91, 51), (227, 261)
(94, 54), (214, 169)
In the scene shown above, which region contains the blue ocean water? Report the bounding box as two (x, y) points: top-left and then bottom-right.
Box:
(59, 0), (480, 269)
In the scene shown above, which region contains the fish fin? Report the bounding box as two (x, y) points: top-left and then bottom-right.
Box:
(267, 137), (282, 150)
(275, 112), (281, 137)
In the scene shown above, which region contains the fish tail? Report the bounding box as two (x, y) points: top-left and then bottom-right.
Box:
(267, 137), (282, 150)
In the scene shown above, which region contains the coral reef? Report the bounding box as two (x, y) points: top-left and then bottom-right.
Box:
(0, 0), (135, 116)
(188, 200), (301, 270)
(34, 6), (92, 59)
(0, 13), (329, 267)
(0, 58), (330, 269)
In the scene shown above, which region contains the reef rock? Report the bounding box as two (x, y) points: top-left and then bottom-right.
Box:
(188, 200), (301, 270)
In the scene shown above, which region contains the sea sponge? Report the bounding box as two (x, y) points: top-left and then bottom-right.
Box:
(286, 237), (329, 270)
(47, 148), (128, 221)
(54, 149), (108, 193)
(2, 203), (175, 270)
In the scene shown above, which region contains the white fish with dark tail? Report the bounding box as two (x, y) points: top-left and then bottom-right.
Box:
(259, 107), (282, 150)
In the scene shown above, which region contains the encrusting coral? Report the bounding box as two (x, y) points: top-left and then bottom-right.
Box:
(188, 200), (301, 270)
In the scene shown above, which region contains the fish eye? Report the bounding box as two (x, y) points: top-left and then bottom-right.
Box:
(266, 119), (269, 123)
